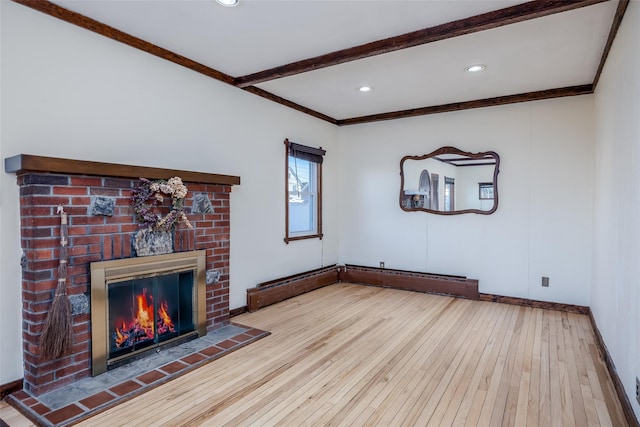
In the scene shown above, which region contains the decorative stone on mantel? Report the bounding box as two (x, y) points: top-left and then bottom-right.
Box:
(133, 228), (174, 256)
(4, 153), (240, 396)
(89, 195), (116, 216)
(193, 192), (215, 214)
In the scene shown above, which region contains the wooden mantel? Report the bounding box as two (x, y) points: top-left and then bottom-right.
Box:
(4, 154), (240, 186)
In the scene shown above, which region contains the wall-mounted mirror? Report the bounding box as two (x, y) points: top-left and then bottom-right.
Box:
(400, 146), (499, 215)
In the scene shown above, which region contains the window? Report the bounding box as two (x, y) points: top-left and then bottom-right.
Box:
(430, 173), (439, 210)
(478, 182), (494, 200)
(444, 177), (455, 211)
(284, 139), (325, 243)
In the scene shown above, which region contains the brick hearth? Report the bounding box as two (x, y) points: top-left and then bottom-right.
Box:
(7, 156), (239, 396)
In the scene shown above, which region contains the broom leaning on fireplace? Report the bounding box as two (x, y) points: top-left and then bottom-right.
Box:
(39, 205), (72, 361)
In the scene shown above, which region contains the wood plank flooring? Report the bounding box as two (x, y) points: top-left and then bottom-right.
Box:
(0, 401), (34, 427)
(5, 283), (630, 426)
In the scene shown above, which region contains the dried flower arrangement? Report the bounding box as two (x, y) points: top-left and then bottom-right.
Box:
(132, 176), (193, 231)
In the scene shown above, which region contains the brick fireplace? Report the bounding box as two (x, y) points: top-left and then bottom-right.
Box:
(5, 154), (240, 396)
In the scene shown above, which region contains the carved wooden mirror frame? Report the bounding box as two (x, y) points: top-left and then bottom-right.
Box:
(399, 146), (500, 215)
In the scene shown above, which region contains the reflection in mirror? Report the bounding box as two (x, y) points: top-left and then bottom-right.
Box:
(400, 146), (499, 215)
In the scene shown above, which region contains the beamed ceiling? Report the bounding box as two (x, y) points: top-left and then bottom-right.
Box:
(14, 0), (629, 126)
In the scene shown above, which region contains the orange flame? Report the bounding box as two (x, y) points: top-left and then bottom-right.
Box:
(158, 301), (175, 332)
(136, 293), (155, 335)
(113, 289), (176, 349)
(114, 321), (129, 347)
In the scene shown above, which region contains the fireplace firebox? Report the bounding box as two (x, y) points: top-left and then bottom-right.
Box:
(91, 251), (207, 376)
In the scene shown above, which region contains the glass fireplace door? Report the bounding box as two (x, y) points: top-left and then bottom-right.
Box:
(107, 271), (195, 362)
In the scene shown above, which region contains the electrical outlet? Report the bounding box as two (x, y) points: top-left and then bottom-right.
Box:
(541, 276), (549, 287)
(379, 262), (385, 268)
(636, 377), (639, 405)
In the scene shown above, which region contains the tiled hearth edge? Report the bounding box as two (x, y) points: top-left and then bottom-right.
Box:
(6, 324), (270, 427)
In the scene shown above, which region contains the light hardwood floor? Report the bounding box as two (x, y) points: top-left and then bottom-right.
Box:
(0, 401), (34, 427)
(4, 283), (630, 426)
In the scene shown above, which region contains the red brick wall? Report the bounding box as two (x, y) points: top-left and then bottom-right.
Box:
(17, 173), (231, 395)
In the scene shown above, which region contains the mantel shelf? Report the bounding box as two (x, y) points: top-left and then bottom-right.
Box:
(4, 154), (240, 186)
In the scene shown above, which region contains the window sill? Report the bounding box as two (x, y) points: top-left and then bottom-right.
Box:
(284, 233), (323, 244)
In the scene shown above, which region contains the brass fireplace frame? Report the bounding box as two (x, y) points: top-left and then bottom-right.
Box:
(90, 250), (207, 376)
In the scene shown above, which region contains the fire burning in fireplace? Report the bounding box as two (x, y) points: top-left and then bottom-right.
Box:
(113, 288), (176, 349)
(105, 269), (199, 366)
(92, 251), (207, 375)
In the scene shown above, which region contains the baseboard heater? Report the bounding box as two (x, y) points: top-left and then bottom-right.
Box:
(340, 264), (479, 300)
(246, 265), (340, 312)
(246, 264), (479, 312)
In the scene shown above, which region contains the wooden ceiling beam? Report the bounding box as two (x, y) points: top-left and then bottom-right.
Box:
(242, 87), (338, 125)
(592, 0), (630, 88)
(337, 85), (594, 126)
(235, 0), (609, 88)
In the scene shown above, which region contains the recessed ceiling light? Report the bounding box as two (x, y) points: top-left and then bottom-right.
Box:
(465, 64), (486, 73)
(216, 0), (238, 6)
(358, 86), (372, 93)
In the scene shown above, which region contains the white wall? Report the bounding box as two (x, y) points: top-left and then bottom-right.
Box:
(0, 2), (339, 384)
(593, 0), (640, 419)
(339, 96), (594, 306)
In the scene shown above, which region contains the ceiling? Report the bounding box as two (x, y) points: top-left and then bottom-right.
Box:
(20, 0), (626, 125)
